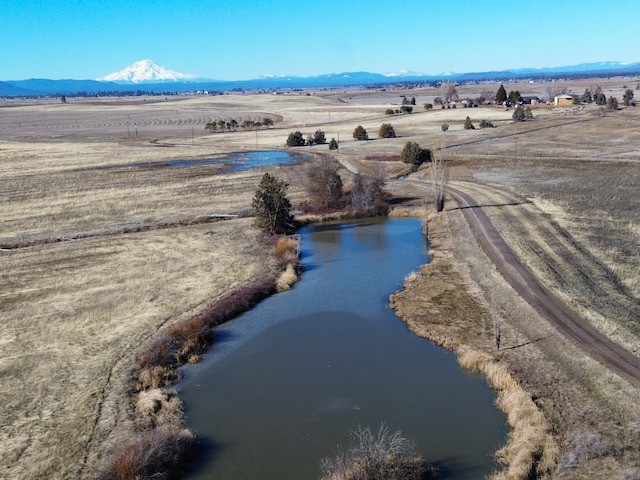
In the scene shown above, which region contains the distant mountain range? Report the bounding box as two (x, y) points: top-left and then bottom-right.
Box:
(2, 60), (639, 97)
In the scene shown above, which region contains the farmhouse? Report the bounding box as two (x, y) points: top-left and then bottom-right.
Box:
(554, 94), (574, 106)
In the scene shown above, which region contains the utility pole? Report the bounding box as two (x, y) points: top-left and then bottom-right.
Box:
(514, 136), (518, 166)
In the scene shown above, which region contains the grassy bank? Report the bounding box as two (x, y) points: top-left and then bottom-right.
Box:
(390, 206), (640, 479)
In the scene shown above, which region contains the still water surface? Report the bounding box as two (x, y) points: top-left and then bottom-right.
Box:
(181, 218), (507, 479)
(130, 150), (307, 172)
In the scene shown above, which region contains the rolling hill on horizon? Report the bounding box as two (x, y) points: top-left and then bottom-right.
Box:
(2, 59), (639, 97)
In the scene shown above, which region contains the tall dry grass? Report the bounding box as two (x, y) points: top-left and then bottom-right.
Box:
(458, 348), (557, 479)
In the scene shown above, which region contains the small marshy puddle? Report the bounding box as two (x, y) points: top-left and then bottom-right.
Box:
(128, 150), (308, 172)
(181, 218), (507, 480)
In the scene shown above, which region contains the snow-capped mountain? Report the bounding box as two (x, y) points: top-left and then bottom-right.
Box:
(97, 59), (197, 83)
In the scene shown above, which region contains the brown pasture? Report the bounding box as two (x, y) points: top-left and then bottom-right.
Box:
(1, 78), (640, 479)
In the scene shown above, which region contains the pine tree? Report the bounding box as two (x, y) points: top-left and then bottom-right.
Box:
(495, 84), (507, 104)
(252, 173), (294, 234)
(313, 129), (327, 144)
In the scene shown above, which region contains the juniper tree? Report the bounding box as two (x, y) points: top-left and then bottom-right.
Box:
(378, 123), (396, 138)
(353, 125), (368, 140)
(252, 173), (294, 234)
(400, 141), (431, 170)
(495, 84), (507, 103)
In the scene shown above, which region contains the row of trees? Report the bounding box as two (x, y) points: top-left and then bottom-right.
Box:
(205, 117), (273, 133)
(286, 123), (398, 147)
(286, 130), (328, 146)
(385, 105), (414, 115)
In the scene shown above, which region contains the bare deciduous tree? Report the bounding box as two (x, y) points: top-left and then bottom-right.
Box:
(430, 145), (449, 213)
(441, 80), (458, 103)
(544, 85), (567, 103)
(304, 156), (344, 211)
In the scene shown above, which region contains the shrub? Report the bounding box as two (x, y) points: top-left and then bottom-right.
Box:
(423, 103), (433, 110)
(400, 105), (413, 114)
(286, 130), (305, 146)
(305, 157), (344, 211)
(137, 365), (182, 391)
(319, 425), (436, 480)
(378, 123), (396, 138)
(512, 106), (534, 122)
(479, 119), (495, 128)
(463, 116), (475, 130)
(400, 141), (431, 170)
(350, 172), (388, 214)
(275, 236), (299, 265)
(441, 123), (449, 132)
(329, 138), (339, 150)
(98, 427), (196, 480)
(314, 129), (327, 144)
(385, 108), (395, 115)
(353, 125), (368, 141)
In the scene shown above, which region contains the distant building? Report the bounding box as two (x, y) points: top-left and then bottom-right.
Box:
(521, 96), (541, 105)
(554, 94), (574, 106)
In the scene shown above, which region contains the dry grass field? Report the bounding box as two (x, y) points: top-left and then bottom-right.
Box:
(1, 77), (639, 479)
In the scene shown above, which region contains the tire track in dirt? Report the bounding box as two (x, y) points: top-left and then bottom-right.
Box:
(445, 185), (640, 388)
(457, 183), (640, 341)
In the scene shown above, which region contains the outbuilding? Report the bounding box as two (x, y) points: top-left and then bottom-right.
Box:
(554, 94), (574, 106)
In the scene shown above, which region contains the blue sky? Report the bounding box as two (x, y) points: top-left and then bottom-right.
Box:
(2, 0), (638, 80)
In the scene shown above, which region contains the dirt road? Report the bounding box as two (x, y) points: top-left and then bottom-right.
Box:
(408, 179), (640, 389)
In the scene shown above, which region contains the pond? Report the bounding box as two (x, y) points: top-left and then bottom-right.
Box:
(130, 150), (307, 172)
(180, 218), (507, 480)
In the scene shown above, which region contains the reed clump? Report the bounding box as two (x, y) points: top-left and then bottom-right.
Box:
(458, 348), (558, 479)
(320, 425), (437, 480)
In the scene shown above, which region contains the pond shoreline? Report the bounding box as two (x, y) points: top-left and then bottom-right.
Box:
(99, 210), (523, 480)
(389, 209), (557, 479)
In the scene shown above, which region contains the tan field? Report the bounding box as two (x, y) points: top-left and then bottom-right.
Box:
(1, 77), (639, 479)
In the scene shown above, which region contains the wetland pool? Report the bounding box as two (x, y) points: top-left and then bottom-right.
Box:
(180, 218), (507, 480)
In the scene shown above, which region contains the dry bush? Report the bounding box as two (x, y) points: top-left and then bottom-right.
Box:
(276, 263), (298, 291)
(133, 276), (277, 391)
(168, 316), (210, 364)
(135, 335), (175, 368)
(137, 365), (182, 391)
(275, 235), (300, 265)
(97, 427), (196, 480)
(319, 425), (436, 480)
(135, 389), (183, 429)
